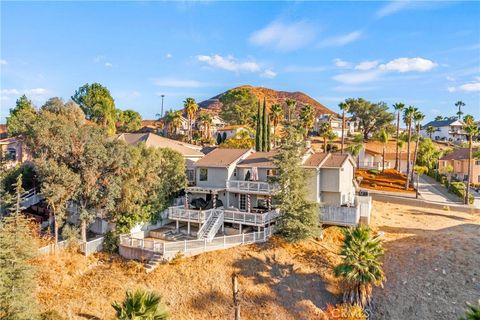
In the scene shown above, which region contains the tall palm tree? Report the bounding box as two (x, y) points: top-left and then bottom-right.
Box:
(319, 122), (335, 152)
(339, 101), (350, 154)
(410, 110), (425, 184)
(299, 104), (315, 138)
(270, 103), (283, 146)
(112, 289), (168, 320)
(285, 99), (296, 123)
(397, 138), (405, 173)
(392, 102), (405, 171)
(434, 115), (444, 121)
(464, 115), (478, 205)
(347, 134), (364, 169)
(334, 226), (385, 308)
(376, 128), (390, 172)
(183, 97), (198, 143)
(164, 110), (182, 137)
(426, 126), (436, 139)
(455, 101), (465, 120)
(197, 111), (213, 140)
(403, 106), (417, 190)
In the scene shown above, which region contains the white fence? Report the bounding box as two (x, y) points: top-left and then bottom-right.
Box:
(119, 227), (273, 258)
(226, 180), (278, 194)
(79, 236), (104, 256)
(38, 240), (69, 255)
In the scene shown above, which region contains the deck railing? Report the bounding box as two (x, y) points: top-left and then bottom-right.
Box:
(223, 208), (279, 225)
(168, 206), (213, 222)
(226, 180), (278, 194)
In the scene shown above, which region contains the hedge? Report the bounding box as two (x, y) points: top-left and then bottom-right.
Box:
(449, 181), (474, 204)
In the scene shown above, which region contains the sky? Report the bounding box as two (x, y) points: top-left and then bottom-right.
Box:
(1, 1), (479, 123)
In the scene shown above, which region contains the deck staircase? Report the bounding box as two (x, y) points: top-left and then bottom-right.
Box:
(144, 253), (163, 273)
(20, 188), (43, 208)
(197, 210), (224, 240)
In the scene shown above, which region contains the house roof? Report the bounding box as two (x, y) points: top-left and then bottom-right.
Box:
(321, 153), (351, 168)
(117, 133), (204, 157)
(440, 148), (479, 161)
(0, 137), (20, 145)
(423, 119), (464, 129)
(217, 125), (248, 132)
(0, 124), (6, 135)
(302, 152), (330, 167)
(194, 148), (251, 167)
(237, 150), (278, 168)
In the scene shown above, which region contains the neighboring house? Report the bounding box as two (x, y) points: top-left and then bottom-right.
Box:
(438, 148), (480, 183)
(117, 132), (204, 185)
(358, 140), (415, 173)
(137, 120), (163, 135)
(314, 114), (357, 137)
(0, 124), (7, 139)
(215, 125), (251, 140)
(421, 119), (467, 142)
(195, 114), (226, 138)
(0, 137), (31, 169)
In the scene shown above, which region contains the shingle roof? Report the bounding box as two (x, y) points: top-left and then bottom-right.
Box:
(237, 150), (278, 168)
(117, 133), (204, 157)
(422, 119), (460, 128)
(194, 148), (251, 167)
(321, 154), (350, 168)
(440, 148), (479, 161)
(302, 152), (329, 167)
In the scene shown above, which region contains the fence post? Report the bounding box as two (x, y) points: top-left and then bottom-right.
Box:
(184, 240), (187, 252)
(242, 233), (245, 244)
(204, 238), (207, 250)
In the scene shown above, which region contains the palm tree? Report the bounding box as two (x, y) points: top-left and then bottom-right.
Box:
(403, 106), (417, 190)
(285, 99), (296, 123)
(455, 101), (465, 120)
(299, 104), (315, 138)
(426, 126), (436, 139)
(434, 115), (444, 121)
(270, 103), (283, 146)
(334, 226), (385, 308)
(197, 111), (213, 140)
(112, 289), (168, 320)
(397, 138), (405, 173)
(464, 115), (478, 205)
(339, 101), (350, 154)
(375, 128), (390, 172)
(347, 134), (364, 169)
(183, 97), (198, 143)
(392, 102), (405, 171)
(164, 110), (182, 137)
(319, 122), (335, 152)
(410, 110), (425, 184)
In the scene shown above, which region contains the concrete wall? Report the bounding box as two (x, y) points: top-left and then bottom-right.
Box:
(119, 245), (155, 261)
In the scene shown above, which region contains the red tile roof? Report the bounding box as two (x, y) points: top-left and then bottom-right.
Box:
(440, 148), (479, 161)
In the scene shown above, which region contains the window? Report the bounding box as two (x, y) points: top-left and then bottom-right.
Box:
(186, 169), (195, 183)
(476, 160), (480, 166)
(6, 148), (16, 161)
(266, 169), (278, 177)
(233, 168), (237, 177)
(239, 194), (246, 210)
(199, 168), (208, 181)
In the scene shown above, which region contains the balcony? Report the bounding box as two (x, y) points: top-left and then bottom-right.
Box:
(226, 180), (278, 194)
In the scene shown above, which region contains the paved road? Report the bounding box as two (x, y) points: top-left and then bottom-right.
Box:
(417, 175), (463, 204)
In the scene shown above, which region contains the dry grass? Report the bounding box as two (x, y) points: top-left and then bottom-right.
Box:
(356, 169), (415, 193)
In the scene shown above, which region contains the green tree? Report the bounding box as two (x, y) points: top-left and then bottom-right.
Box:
(375, 128), (390, 172)
(164, 110), (182, 137)
(346, 98), (395, 140)
(6, 95), (37, 137)
(410, 110), (425, 183)
(426, 126), (436, 139)
(334, 226), (385, 308)
(434, 115), (443, 121)
(464, 115), (479, 205)
(319, 123), (336, 152)
(414, 165), (429, 198)
(117, 109), (142, 133)
(262, 98), (268, 151)
(392, 102), (405, 171)
(197, 111), (212, 140)
(266, 114), (271, 152)
(183, 97), (198, 142)
(255, 101), (262, 151)
(273, 127), (320, 242)
(220, 130), (254, 149)
(416, 138), (441, 173)
(455, 101), (465, 120)
(112, 289), (168, 320)
(285, 99), (296, 123)
(299, 104), (315, 138)
(403, 106), (417, 190)
(347, 134), (364, 168)
(339, 102), (350, 154)
(270, 103), (283, 146)
(219, 88), (257, 125)
(72, 83), (117, 135)
(35, 158), (80, 246)
(0, 175), (39, 320)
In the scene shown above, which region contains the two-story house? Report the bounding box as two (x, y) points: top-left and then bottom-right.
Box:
(438, 148), (480, 183)
(314, 114), (357, 137)
(0, 137), (31, 169)
(421, 118), (467, 141)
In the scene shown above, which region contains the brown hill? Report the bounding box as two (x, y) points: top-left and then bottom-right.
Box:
(198, 85), (335, 116)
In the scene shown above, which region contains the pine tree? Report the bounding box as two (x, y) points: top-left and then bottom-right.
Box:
(0, 175), (39, 319)
(266, 113), (271, 152)
(255, 101), (262, 151)
(261, 97), (267, 152)
(273, 127), (320, 241)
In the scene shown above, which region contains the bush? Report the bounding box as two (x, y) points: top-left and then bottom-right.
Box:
(367, 169), (380, 175)
(449, 181), (474, 204)
(103, 230), (119, 253)
(61, 224), (80, 250)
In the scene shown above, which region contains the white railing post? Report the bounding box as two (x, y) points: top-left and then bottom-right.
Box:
(223, 235), (226, 247)
(184, 240), (187, 252)
(242, 233), (245, 244)
(204, 238), (207, 250)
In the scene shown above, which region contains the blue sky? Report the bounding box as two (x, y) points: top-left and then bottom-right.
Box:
(1, 1), (479, 123)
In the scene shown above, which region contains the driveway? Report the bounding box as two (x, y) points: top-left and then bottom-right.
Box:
(417, 175), (463, 205)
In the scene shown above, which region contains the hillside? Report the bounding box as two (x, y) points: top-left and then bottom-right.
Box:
(198, 85), (335, 116)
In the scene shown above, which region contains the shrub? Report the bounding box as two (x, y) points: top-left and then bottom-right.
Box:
(103, 230), (119, 253)
(61, 224), (80, 250)
(449, 181), (474, 204)
(367, 169), (380, 175)
(324, 303), (366, 320)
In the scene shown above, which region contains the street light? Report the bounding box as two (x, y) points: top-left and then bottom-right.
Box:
(161, 94), (165, 118)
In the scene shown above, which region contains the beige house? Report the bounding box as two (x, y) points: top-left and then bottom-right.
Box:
(0, 137), (31, 169)
(438, 148), (480, 183)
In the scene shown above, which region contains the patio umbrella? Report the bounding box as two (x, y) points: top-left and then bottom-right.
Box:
(247, 194), (251, 213)
(252, 167), (259, 181)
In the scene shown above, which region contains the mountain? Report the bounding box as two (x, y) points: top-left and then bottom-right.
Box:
(198, 85), (335, 115)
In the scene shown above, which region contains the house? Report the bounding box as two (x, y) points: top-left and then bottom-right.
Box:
(195, 114), (226, 138)
(117, 132), (204, 184)
(136, 120), (163, 135)
(0, 137), (31, 169)
(314, 114), (357, 137)
(421, 119), (467, 142)
(358, 140), (415, 173)
(0, 124), (7, 139)
(215, 125), (251, 140)
(438, 148), (480, 183)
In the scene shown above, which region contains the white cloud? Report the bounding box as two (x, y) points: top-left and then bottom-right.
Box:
(376, 1), (412, 17)
(249, 20), (316, 51)
(333, 70), (382, 85)
(27, 88), (48, 95)
(0, 88), (49, 102)
(166, 53), (172, 59)
(104, 62), (113, 67)
(334, 58), (351, 68)
(355, 60), (380, 71)
(260, 69), (277, 79)
(318, 31), (362, 48)
(1, 89), (20, 95)
(379, 57), (437, 72)
(446, 75), (455, 81)
(283, 65), (326, 73)
(197, 54), (260, 72)
(448, 81), (480, 93)
(0, 59), (7, 65)
(154, 78), (207, 88)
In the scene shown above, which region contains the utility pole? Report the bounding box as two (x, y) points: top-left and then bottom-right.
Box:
(160, 94), (165, 118)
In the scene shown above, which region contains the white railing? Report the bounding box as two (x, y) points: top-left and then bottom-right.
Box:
(196, 209), (217, 239)
(226, 180), (278, 194)
(119, 227), (274, 257)
(168, 206), (213, 222)
(20, 188), (43, 208)
(358, 161), (392, 170)
(79, 236), (104, 256)
(320, 206), (360, 226)
(223, 208), (280, 225)
(205, 211), (224, 240)
(38, 240), (69, 255)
